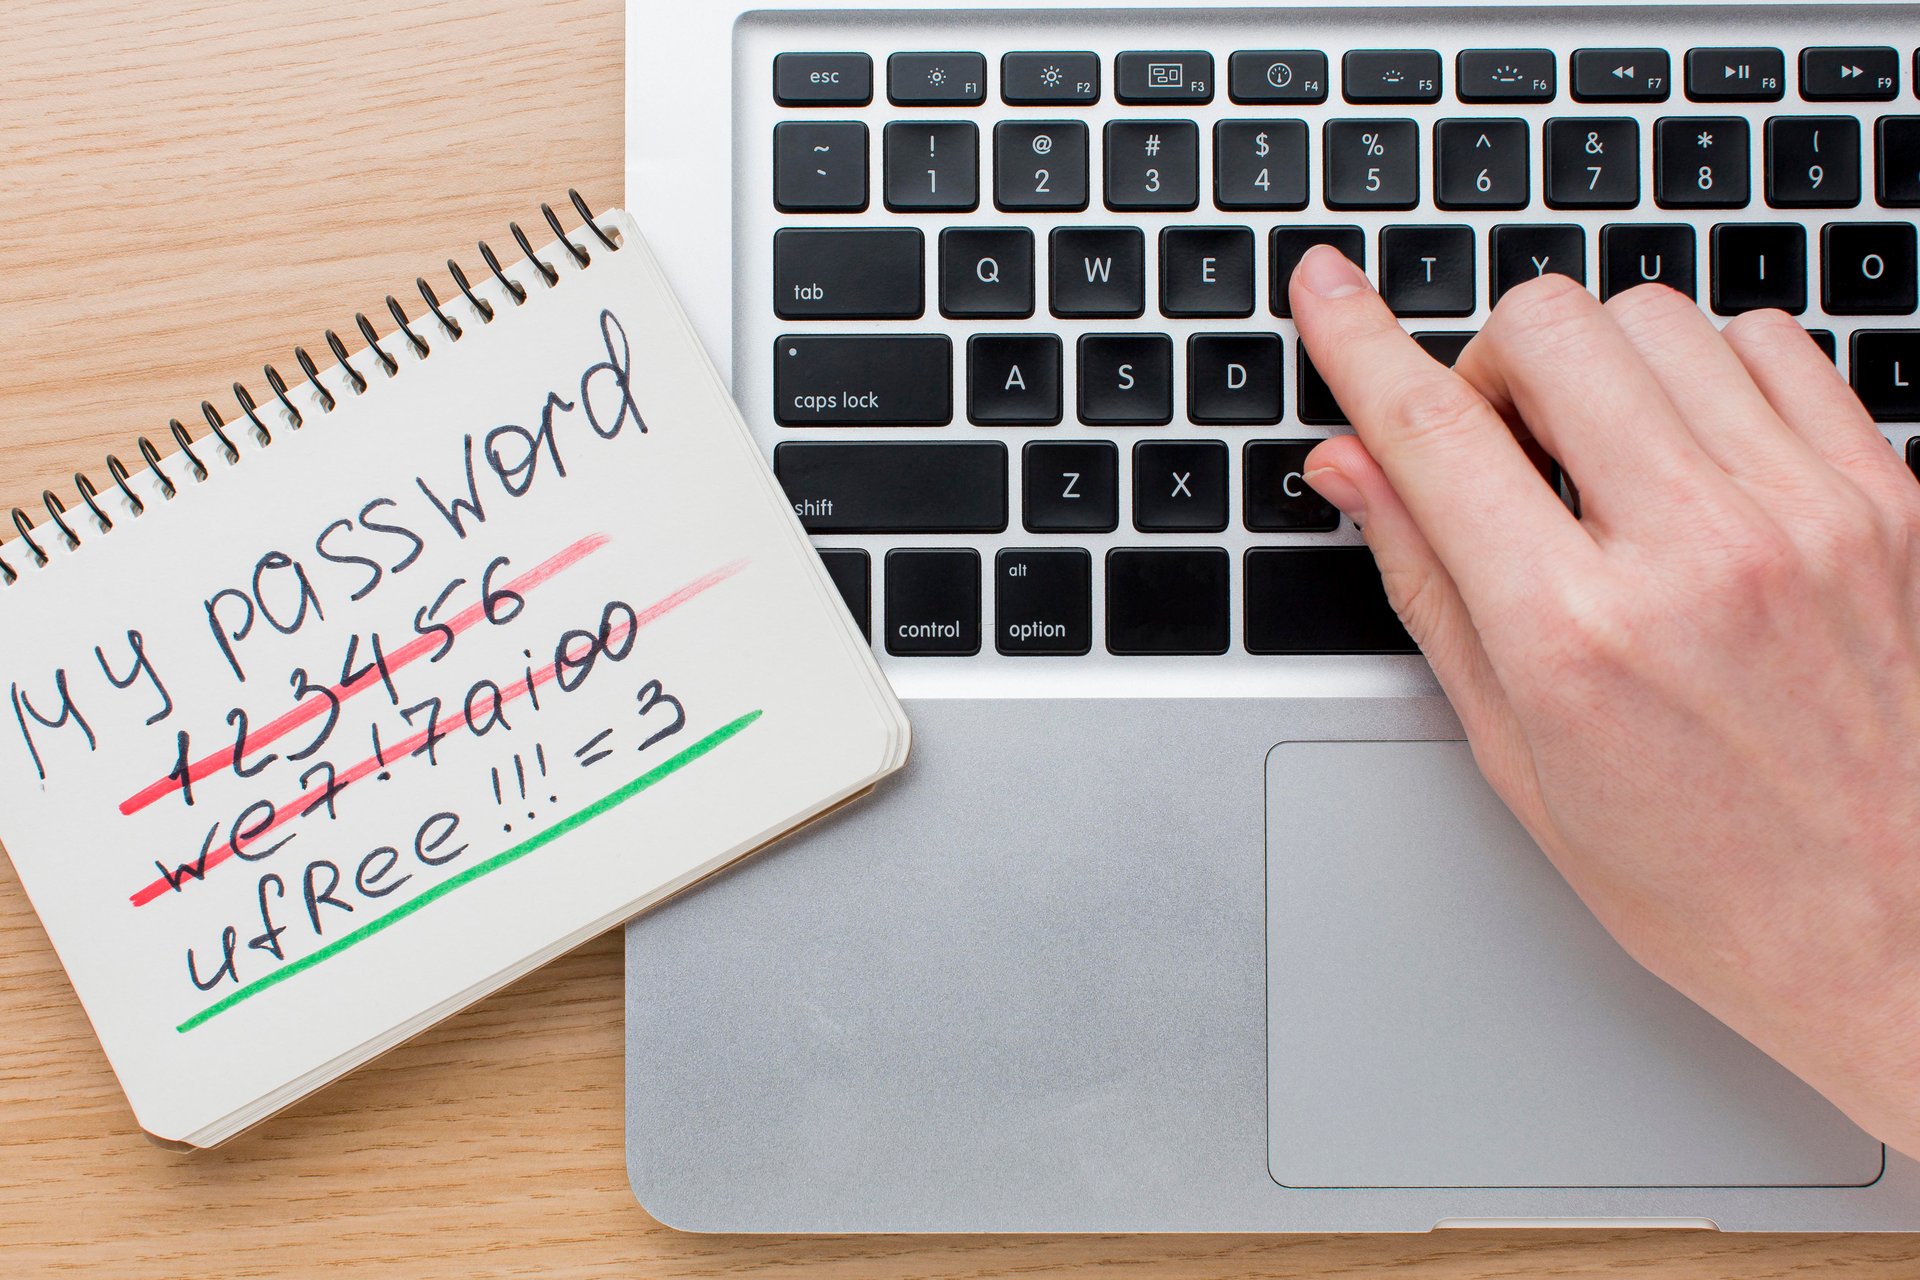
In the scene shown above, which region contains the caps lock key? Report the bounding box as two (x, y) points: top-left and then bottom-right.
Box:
(774, 335), (953, 426)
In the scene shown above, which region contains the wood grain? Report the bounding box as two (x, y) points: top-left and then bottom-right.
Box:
(0, 1), (1916, 1274)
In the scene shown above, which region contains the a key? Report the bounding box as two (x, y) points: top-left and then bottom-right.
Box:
(1343, 49), (1442, 103)
(1269, 226), (1365, 318)
(1600, 224), (1697, 299)
(774, 334), (952, 425)
(1878, 116), (1920, 207)
(884, 549), (981, 656)
(817, 548), (871, 641)
(1412, 331), (1476, 367)
(773, 121), (868, 212)
(1380, 225), (1476, 317)
(995, 549), (1093, 656)
(1800, 47), (1898, 102)
(1297, 343), (1348, 426)
(1078, 334), (1174, 425)
(1324, 118), (1419, 209)
(1214, 119), (1309, 210)
(1105, 548), (1231, 655)
(1189, 333), (1283, 425)
(773, 228), (923, 319)
(1655, 116), (1749, 209)
(1050, 227), (1145, 317)
(774, 442), (1007, 532)
(1104, 120), (1200, 211)
(1490, 223), (1588, 303)
(1766, 116), (1862, 208)
(1456, 49), (1556, 103)
(1710, 223), (1807, 315)
(1024, 441), (1119, 532)
(1822, 222), (1918, 314)
(939, 227), (1034, 318)
(1160, 226), (1255, 317)
(1684, 47), (1784, 102)
(773, 52), (873, 106)
(1227, 50), (1329, 103)
(1848, 330), (1920, 421)
(1001, 51), (1100, 105)
(994, 120), (1090, 212)
(1545, 118), (1640, 208)
(883, 121), (978, 211)
(1243, 440), (1340, 532)
(887, 51), (987, 106)
(967, 334), (1062, 425)
(1571, 48), (1670, 102)
(1435, 118), (1529, 210)
(1244, 547), (1415, 654)
(1115, 50), (1214, 104)
(1133, 440), (1229, 532)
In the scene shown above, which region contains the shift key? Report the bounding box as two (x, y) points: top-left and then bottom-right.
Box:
(774, 442), (1008, 532)
(775, 334), (952, 425)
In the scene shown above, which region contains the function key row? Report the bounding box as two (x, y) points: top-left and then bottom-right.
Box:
(773, 47), (1918, 107)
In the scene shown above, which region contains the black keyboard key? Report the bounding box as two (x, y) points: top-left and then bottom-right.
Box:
(1545, 118), (1640, 208)
(1078, 334), (1174, 425)
(1490, 223), (1588, 304)
(1685, 47), (1784, 101)
(1189, 333), (1283, 425)
(1800, 47), (1898, 102)
(773, 121), (868, 212)
(1214, 119), (1310, 210)
(1297, 342), (1348, 426)
(1270, 226), (1366, 318)
(1228, 49), (1329, 103)
(1766, 116), (1862, 208)
(1412, 330), (1476, 367)
(1710, 223), (1807, 315)
(1655, 116), (1750, 208)
(888, 52), (986, 106)
(1809, 328), (1839, 361)
(1160, 225), (1256, 317)
(1435, 118), (1529, 210)
(1380, 225), (1476, 317)
(883, 121), (978, 211)
(995, 549), (1092, 655)
(1343, 49), (1442, 103)
(1050, 227), (1144, 317)
(1244, 547), (1415, 654)
(773, 228), (923, 320)
(774, 442), (1007, 533)
(1822, 222), (1918, 314)
(1133, 440), (1229, 532)
(1456, 49), (1556, 103)
(1877, 116), (1920, 207)
(773, 52), (873, 106)
(774, 334), (952, 426)
(1571, 48), (1670, 102)
(1324, 119), (1419, 209)
(1911, 437), (1920, 478)
(1115, 50), (1215, 104)
(1848, 330), (1920, 421)
(1600, 224), (1697, 300)
(994, 120), (1090, 212)
(1024, 441), (1118, 532)
(885, 549), (981, 656)
(939, 227), (1034, 318)
(1106, 548), (1230, 655)
(817, 548), (871, 641)
(1001, 51), (1100, 105)
(967, 334), (1062, 425)
(1244, 440), (1340, 532)
(1105, 120), (1200, 211)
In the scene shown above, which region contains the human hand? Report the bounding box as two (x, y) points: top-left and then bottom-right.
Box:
(1289, 243), (1920, 1157)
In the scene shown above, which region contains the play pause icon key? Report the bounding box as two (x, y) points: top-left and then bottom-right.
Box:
(1684, 46), (1784, 101)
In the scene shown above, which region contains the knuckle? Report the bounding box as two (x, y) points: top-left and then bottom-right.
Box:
(1603, 281), (1704, 342)
(1484, 273), (1602, 358)
(1721, 306), (1806, 351)
(1378, 373), (1488, 447)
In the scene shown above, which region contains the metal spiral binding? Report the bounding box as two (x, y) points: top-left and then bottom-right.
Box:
(0, 189), (619, 588)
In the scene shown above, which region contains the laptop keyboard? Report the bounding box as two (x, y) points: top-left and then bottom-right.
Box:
(738, 8), (1920, 674)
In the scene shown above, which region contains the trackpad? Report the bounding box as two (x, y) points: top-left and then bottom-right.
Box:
(1266, 739), (1882, 1189)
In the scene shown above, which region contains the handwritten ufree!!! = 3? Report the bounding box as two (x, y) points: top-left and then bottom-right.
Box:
(174, 708), (764, 1033)
(127, 558), (750, 908)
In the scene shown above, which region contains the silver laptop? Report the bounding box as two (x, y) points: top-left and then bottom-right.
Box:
(621, 0), (1920, 1231)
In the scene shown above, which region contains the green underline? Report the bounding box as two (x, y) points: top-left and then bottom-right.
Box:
(178, 708), (764, 1033)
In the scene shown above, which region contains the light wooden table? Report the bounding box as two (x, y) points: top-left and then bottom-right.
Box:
(2, 2), (1917, 1275)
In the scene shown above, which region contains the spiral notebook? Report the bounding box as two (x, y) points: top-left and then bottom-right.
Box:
(0, 196), (909, 1147)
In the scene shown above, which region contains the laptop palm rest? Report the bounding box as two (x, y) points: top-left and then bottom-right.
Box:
(1267, 739), (1884, 1189)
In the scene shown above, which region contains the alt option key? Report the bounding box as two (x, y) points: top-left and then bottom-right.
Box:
(995, 549), (1092, 655)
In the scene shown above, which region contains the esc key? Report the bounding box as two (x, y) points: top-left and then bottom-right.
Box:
(774, 52), (874, 105)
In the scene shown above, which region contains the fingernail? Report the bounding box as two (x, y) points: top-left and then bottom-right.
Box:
(1295, 244), (1367, 299)
(1304, 466), (1366, 522)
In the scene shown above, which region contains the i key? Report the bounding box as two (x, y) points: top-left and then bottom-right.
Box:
(1105, 120), (1200, 210)
(1435, 118), (1529, 210)
(1710, 223), (1807, 315)
(1655, 117), (1749, 208)
(884, 121), (979, 211)
(1324, 119), (1419, 209)
(1545, 118), (1639, 208)
(1766, 116), (1862, 208)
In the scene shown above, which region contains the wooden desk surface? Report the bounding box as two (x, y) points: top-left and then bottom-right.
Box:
(2, 2), (1917, 1274)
